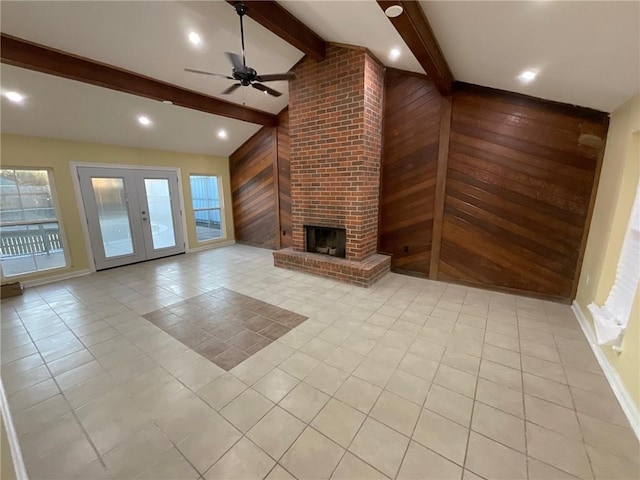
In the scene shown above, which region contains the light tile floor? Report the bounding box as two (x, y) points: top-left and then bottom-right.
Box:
(1, 245), (638, 480)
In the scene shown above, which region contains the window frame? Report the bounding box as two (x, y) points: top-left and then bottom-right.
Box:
(189, 174), (225, 243)
(0, 167), (70, 279)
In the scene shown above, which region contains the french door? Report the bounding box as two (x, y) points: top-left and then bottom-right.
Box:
(78, 167), (185, 270)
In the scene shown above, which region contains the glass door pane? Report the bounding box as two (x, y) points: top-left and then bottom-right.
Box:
(136, 170), (185, 260)
(78, 167), (147, 271)
(78, 167), (184, 270)
(91, 177), (135, 257)
(143, 178), (176, 249)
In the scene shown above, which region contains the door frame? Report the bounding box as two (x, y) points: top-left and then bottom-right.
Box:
(70, 162), (189, 272)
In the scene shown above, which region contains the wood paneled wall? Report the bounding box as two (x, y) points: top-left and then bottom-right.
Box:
(436, 85), (607, 300)
(230, 127), (278, 249)
(229, 108), (291, 249)
(230, 73), (608, 301)
(378, 69), (442, 275)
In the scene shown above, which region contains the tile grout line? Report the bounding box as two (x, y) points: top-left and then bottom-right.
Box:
(16, 285), (242, 479)
(234, 300), (400, 479)
(520, 304), (596, 480)
(325, 300), (428, 480)
(388, 296), (453, 479)
(4, 248), (636, 480)
(271, 286), (444, 479)
(309, 287), (452, 477)
(11, 306), (112, 477)
(268, 346), (380, 478)
(517, 307), (531, 480)
(457, 290), (482, 477)
(550, 311), (598, 480)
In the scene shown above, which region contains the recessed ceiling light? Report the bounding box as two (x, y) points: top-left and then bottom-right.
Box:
(389, 48), (401, 61)
(188, 31), (201, 45)
(217, 129), (228, 139)
(385, 5), (403, 18)
(5, 91), (25, 103)
(518, 69), (538, 83)
(138, 115), (152, 126)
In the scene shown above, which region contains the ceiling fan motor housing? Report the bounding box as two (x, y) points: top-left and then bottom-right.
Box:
(233, 66), (258, 86)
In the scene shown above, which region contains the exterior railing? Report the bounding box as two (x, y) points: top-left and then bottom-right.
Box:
(0, 223), (62, 257)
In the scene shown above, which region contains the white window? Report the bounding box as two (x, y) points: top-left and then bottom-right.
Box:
(190, 175), (223, 242)
(0, 168), (67, 277)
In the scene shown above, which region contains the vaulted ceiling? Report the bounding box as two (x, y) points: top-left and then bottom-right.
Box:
(1, 1), (638, 156)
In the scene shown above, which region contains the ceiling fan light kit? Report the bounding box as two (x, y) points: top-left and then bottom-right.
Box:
(185, 2), (296, 98)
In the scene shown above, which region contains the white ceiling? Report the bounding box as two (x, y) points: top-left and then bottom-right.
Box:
(1, 0), (304, 113)
(279, 0), (422, 74)
(420, 1), (640, 113)
(0, 0), (303, 156)
(1, 1), (639, 156)
(1, 64), (262, 157)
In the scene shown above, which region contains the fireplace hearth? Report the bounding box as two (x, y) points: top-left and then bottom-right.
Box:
(305, 225), (346, 258)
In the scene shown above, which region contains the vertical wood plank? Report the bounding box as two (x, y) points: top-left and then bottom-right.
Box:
(277, 108), (292, 248)
(430, 95), (452, 279)
(229, 127), (277, 249)
(272, 127), (281, 250)
(378, 69), (442, 275)
(376, 66), (387, 254)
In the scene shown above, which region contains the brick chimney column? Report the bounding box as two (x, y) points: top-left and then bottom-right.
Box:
(289, 45), (384, 262)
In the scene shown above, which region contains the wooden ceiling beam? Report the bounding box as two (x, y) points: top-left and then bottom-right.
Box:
(227, 1), (326, 62)
(377, 1), (454, 96)
(0, 33), (278, 126)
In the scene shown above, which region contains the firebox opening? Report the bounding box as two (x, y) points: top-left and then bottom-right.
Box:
(305, 225), (346, 258)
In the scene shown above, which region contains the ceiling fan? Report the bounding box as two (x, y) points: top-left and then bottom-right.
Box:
(185, 2), (296, 97)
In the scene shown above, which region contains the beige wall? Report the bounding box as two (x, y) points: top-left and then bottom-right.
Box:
(1, 134), (234, 282)
(576, 94), (640, 407)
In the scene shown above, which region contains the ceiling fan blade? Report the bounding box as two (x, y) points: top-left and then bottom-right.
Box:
(255, 72), (296, 83)
(252, 82), (282, 97)
(222, 83), (242, 95)
(225, 52), (244, 71)
(184, 68), (233, 80)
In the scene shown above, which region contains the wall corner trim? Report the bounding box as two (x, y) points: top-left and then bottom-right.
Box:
(429, 94), (452, 279)
(0, 380), (27, 480)
(571, 300), (640, 439)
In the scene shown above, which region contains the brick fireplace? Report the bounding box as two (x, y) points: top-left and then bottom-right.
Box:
(273, 45), (391, 287)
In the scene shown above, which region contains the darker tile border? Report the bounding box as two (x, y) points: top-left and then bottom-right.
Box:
(143, 287), (307, 370)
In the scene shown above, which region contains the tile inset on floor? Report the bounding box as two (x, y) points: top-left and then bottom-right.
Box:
(143, 287), (307, 370)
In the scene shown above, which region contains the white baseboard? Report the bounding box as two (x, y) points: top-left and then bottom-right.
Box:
(12, 241), (237, 289)
(187, 239), (236, 253)
(0, 380), (27, 479)
(21, 268), (92, 288)
(572, 301), (640, 439)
